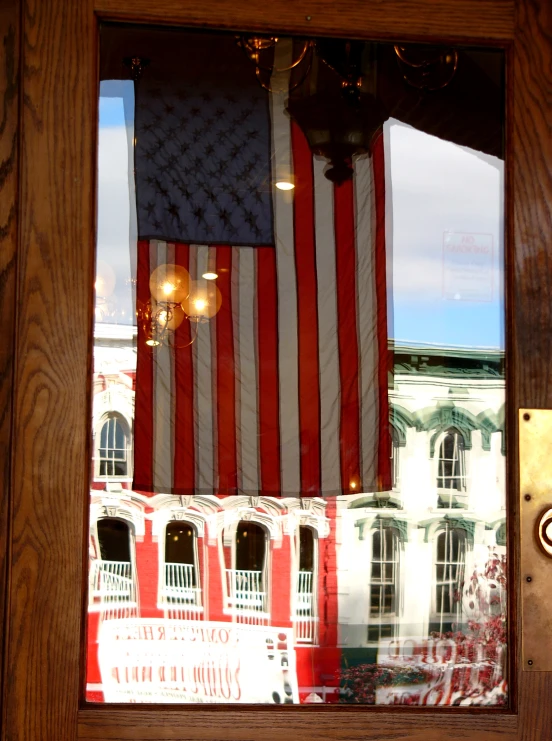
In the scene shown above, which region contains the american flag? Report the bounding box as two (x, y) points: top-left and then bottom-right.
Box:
(133, 54), (391, 497)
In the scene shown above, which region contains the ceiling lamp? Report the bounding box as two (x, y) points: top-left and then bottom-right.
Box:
(137, 264), (222, 348)
(286, 40), (387, 184)
(239, 35), (386, 183)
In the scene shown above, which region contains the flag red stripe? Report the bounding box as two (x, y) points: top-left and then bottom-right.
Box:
(173, 244), (196, 494)
(291, 122), (321, 494)
(256, 247), (281, 493)
(373, 132), (392, 490)
(133, 240), (154, 491)
(334, 178), (361, 493)
(215, 246), (238, 494)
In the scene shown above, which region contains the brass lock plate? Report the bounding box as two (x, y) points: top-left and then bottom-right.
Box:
(519, 409), (552, 671)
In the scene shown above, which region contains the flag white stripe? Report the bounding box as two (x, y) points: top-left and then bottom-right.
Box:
(194, 245), (215, 493)
(152, 241), (175, 493)
(232, 248), (242, 492)
(271, 87), (300, 496)
(314, 158), (341, 495)
(237, 248), (260, 494)
(355, 154), (381, 490)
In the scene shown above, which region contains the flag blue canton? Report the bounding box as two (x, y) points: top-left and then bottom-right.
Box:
(134, 43), (274, 247)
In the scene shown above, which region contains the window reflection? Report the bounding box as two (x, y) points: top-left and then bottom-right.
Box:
(437, 428), (467, 505)
(433, 526), (466, 633)
(87, 25), (506, 707)
(98, 414), (129, 477)
(368, 525), (400, 643)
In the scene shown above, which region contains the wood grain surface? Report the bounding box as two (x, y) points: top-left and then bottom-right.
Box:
(94, 0), (515, 43)
(513, 0), (552, 735)
(3, 0), (552, 740)
(2, 0), (96, 739)
(77, 707), (518, 741)
(0, 0), (20, 731)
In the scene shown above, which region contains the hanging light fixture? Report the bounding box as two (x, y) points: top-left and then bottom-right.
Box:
(286, 40), (387, 184)
(136, 264), (222, 348)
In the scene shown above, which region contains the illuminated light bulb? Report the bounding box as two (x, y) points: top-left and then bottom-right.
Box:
(154, 302), (185, 331)
(275, 180), (295, 191)
(182, 279), (222, 320)
(202, 272), (218, 280)
(146, 338), (161, 347)
(149, 264), (190, 303)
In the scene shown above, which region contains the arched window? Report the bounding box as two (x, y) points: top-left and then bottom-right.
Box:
(227, 521), (268, 618)
(97, 517), (131, 562)
(431, 526), (466, 634)
(97, 414), (130, 477)
(295, 526), (318, 644)
(90, 518), (136, 608)
(162, 521), (201, 612)
(368, 523), (400, 643)
(437, 428), (466, 504)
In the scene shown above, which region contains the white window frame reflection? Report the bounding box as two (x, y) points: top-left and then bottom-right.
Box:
(225, 520), (270, 625)
(95, 413), (131, 479)
(367, 522), (401, 644)
(88, 515), (139, 619)
(431, 525), (466, 634)
(159, 520), (203, 620)
(436, 428), (468, 508)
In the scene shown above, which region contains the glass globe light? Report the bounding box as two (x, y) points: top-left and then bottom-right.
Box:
(181, 279), (222, 320)
(153, 302), (186, 332)
(149, 264), (190, 304)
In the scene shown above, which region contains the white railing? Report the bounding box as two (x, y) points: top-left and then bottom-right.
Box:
(89, 559), (136, 608)
(226, 569), (267, 623)
(162, 563), (202, 616)
(294, 570), (317, 644)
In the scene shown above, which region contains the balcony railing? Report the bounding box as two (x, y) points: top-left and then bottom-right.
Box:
(162, 562), (202, 609)
(294, 570), (317, 644)
(226, 569), (267, 621)
(89, 559), (136, 605)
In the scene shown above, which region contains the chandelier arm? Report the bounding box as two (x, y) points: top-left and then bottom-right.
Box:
(168, 317), (201, 350)
(239, 37), (313, 75)
(255, 56), (313, 94)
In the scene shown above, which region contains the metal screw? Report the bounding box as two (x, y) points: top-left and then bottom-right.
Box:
(528, 659), (534, 666)
(526, 576), (533, 583)
(525, 494), (532, 501)
(524, 412), (531, 421)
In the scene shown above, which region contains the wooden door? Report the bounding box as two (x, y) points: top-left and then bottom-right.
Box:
(2, 0), (551, 739)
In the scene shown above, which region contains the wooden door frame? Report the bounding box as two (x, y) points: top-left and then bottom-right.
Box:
(2, 0), (551, 739)
(0, 0), (20, 733)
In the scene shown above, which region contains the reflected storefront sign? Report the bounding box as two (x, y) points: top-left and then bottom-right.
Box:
(98, 620), (298, 703)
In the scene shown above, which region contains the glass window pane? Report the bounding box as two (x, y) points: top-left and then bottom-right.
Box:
(86, 25), (507, 707)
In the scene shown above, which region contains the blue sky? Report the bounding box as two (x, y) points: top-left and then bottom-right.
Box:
(97, 83), (505, 349)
